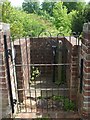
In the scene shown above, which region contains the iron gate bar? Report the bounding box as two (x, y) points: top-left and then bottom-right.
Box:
(25, 37), (32, 112)
(80, 59), (83, 93)
(14, 88), (70, 91)
(12, 40), (20, 113)
(4, 35), (14, 113)
(40, 65), (43, 113)
(22, 38), (27, 112)
(45, 65), (48, 112)
(38, 30), (52, 38)
(13, 63), (77, 66)
(18, 38), (23, 113)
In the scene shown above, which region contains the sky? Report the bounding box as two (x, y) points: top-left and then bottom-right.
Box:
(9, 0), (90, 7)
(9, 0), (43, 7)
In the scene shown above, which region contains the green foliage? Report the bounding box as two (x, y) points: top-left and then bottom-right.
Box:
(30, 66), (40, 81)
(63, 2), (85, 13)
(53, 2), (71, 35)
(1, 0), (58, 38)
(0, 2), (2, 21)
(52, 95), (65, 101)
(69, 2), (87, 34)
(22, 0), (40, 14)
(2, 1), (24, 38)
(2, 0), (13, 22)
(37, 96), (43, 99)
(70, 10), (84, 34)
(63, 2), (78, 13)
(37, 95), (75, 111)
(22, 14), (45, 36)
(83, 3), (90, 22)
(53, 2), (88, 35)
(2, 0), (90, 38)
(38, 10), (54, 22)
(63, 98), (76, 111)
(41, 0), (56, 16)
(52, 95), (75, 111)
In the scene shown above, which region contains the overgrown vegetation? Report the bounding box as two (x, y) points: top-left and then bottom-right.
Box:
(1, 0), (58, 39)
(37, 95), (76, 111)
(1, 0), (90, 38)
(52, 95), (76, 111)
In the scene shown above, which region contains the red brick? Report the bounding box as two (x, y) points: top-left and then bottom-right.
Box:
(84, 67), (90, 73)
(83, 92), (90, 96)
(0, 71), (5, 76)
(85, 61), (90, 67)
(83, 79), (90, 84)
(82, 112), (90, 119)
(84, 86), (90, 91)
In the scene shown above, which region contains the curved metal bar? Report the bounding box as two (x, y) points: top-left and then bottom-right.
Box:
(38, 30), (52, 38)
(57, 32), (64, 38)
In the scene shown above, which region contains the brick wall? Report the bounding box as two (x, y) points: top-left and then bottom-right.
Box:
(0, 23), (12, 119)
(14, 38), (30, 101)
(80, 23), (90, 119)
(30, 37), (54, 76)
(65, 37), (80, 104)
(30, 37), (68, 76)
(30, 37), (54, 64)
(70, 45), (79, 104)
(30, 37), (80, 101)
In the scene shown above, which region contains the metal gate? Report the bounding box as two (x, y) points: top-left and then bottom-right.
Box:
(5, 32), (80, 118)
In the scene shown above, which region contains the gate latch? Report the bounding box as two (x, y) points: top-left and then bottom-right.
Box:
(8, 49), (12, 62)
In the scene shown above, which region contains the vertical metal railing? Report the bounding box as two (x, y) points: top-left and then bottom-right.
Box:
(4, 35), (14, 113)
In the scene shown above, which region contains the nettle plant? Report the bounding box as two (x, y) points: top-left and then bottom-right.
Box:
(30, 66), (40, 82)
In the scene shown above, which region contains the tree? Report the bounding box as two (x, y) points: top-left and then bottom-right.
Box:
(22, 0), (40, 14)
(70, 2), (89, 34)
(70, 11), (84, 34)
(53, 2), (71, 35)
(2, 0), (24, 38)
(62, 2), (86, 34)
(83, 3), (90, 22)
(63, 2), (85, 13)
(41, 0), (56, 16)
(1, 0), (58, 38)
(2, 0), (13, 22)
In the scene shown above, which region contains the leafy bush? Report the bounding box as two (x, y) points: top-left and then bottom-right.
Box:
(30, 66), (40, 81)
(37, 95), (75, 111)
(2, 1), (58, 39)
(63, 98), (76, 111)
(52, 95), (75, 111)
